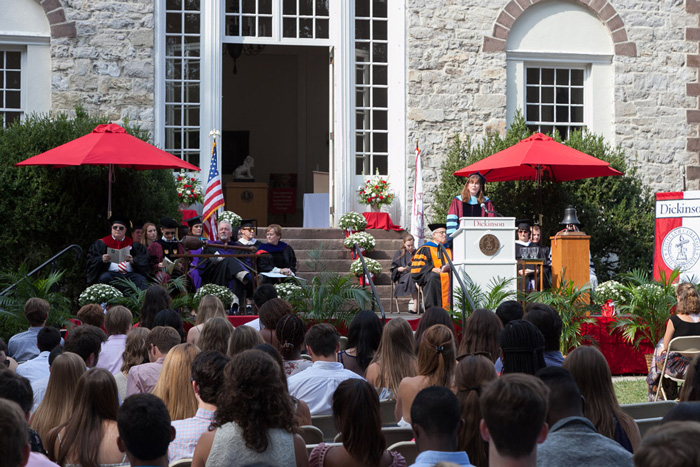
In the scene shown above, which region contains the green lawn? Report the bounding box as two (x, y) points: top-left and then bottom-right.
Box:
(613, 377), (648, 405)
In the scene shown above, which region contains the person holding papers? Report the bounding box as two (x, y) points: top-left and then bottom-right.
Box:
(256, 223), (297, 283)
(86, 215), (149, 290)
(147, 217), (185, 282)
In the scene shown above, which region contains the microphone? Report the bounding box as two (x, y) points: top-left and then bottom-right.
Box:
(480, 203), (503, 217)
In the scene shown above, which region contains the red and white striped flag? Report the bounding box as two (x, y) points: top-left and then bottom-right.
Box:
(411, 143), (424, 249)
(202, 137), (225, 240)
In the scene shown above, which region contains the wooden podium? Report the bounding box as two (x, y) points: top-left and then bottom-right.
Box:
(224, 182), (268, 226)
(550, 233), (590, 291)
(451, 217), (517, 297)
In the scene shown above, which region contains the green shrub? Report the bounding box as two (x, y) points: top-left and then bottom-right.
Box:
(432, 113), (654, 281)
(0, 107), (180, 307)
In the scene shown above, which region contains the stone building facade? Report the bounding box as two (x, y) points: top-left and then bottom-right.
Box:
(5, 0), (700, 225)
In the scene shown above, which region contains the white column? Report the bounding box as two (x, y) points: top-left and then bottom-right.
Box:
(200, 0), (223, 177)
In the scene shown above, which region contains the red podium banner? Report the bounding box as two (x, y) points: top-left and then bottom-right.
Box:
(654, 191), (700, 281)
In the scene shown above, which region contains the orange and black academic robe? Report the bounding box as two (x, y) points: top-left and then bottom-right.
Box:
(410, 241), (452, 309)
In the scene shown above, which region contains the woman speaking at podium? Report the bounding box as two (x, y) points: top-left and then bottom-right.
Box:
(446, 172), (496, 239)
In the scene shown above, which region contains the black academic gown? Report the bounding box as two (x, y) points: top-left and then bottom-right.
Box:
(391, 250), (416, 297)
(86, 236), (149, 287)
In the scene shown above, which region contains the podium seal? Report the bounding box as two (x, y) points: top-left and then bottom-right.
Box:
(479, 234), (500, 256)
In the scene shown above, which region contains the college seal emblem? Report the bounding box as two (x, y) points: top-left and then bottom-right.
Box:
(662, 227), (700, 270)
(479, 234), (500, 256)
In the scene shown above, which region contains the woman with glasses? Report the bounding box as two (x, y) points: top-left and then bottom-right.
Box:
(257, 224), (297, 284)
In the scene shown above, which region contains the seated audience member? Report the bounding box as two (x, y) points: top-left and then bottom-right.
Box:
(309, 379), (406, 467)
(1, 337), (19, 371)
(499, 320), (546, 375)
(186, 294), (227, 346)
(514, 219), (533, 259)
(276, 314), (313, 377)
(679, 354), (700, 401)
(455, 356), (497, 467)
(147, 217), (185, 281)
(253, 283), (279, 311)
(0, 367), (47, 455)
(191, 350), (308, 467)
(633, 421), (700, 467)
(76, 304), (105, 328)
(0, 399), (32, 467)
(184, 216), (205, 290)
(154, 309), (186, 342)
(410, 223), (451, 309)
(258, 298), (293, 347)
(127, 326), (181, 396)
(47, 369), (126, 467)
(152, 343), (200, 421)
(96, 305), (132, 373)
(523, 303), (564, 367)
(198, 317), (234, 355)
(396, 324), (456, 425)
(410, 386), (473, 467)
(17, 327), (61, 383)
(117, 394), (175, 467)
(138, 285), (172, 330)
(287, 323), (365, 416)
(480, 374), (549, 467)
(227, 324), (265, 358)
(113, 327), (150, 402)
(457, 308), (502, 364)
(86, 215), (149, 291)
(256, 223), (298, 282)
(391, 233), (419, 314)
(661, 402), (700, 423)
(535, 366), (633, 467)
(366, 317), (417, 402)
(131, 221), (144, 244)
(529, 225), (551, 288)
(413, 306), (457, 353)
(8, 298), (51, 363)
(30, 353), (85, 446)
(338, 310), (383, 378)
(495, 300), (524, 327)
(141, 222), (158, 248)
(168, 350), (230, 463)
(563, 346), (641, 453)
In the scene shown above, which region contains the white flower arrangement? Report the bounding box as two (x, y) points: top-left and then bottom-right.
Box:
(219, 211), (242, 227)
(595, 280), (626, 304)
(343, 232), (376, 252)
(175, 171), (204, 205)
(78, 284), (123, 307)
(194, 284), (237, 308)
(274, 282), (303, 300)
(350, 257), (382, 276)
(338, 212), (367, 231)
(357, 170), (395, 207)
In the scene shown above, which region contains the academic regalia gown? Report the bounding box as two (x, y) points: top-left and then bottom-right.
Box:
(86, 236), (149, 286)
(410, 241), (451, 309)
(391, 250), (416, 297)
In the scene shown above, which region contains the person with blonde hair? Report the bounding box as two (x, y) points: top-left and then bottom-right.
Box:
(395, 324), (456, 425)
(563, 346), (641, 452)
(647, 284), (700, 400)
(455, 356), (497, 467)
(48, 368), (127, 467)
(113, 327), (150, 402)
(186, 295), (227, 346)
(152, 343), (200, 421)
(366, 317), (417, 402)
(30, 352), (86, 445)
(198, 317), (234, 355)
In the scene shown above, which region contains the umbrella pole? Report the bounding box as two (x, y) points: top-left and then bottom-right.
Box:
(108, 164), (113, 219)
(537, 165), (543, 225)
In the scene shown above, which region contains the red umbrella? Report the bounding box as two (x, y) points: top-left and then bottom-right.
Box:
(454, 133), (623, 182)
(15, 123), (200, 216)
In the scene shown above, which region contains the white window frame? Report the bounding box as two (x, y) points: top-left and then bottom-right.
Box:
(0, 46), (24, 127)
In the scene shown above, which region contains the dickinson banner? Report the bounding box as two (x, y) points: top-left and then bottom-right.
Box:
(655, 191), (700, 281)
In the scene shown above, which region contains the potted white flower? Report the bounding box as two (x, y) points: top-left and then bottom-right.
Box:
(338, 211), (367, 237)
(219, 211), (242, 227)
(344, 231), (376, 259)
(350, 257), (382, 286)
(78, 284), (123, 308)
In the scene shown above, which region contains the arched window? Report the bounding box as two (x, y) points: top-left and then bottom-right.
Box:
(506, 1), (614, 140)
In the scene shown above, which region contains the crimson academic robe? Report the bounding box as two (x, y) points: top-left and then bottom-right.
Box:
(410, 241), (451, 309)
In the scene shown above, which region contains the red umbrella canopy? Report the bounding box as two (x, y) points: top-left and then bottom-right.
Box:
(454, 133), (622, 182)
(15, 123), (200, 171)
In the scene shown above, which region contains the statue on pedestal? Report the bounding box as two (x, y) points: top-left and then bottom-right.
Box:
(234, 155), (255, 180)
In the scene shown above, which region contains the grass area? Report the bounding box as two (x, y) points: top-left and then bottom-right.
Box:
(613, 377), (648, 405)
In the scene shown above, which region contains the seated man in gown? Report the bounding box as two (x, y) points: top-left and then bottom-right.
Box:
(410, 223), (451, 310)
(86, 215), (149, 291)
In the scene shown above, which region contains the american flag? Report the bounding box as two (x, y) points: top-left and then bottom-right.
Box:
(202, 140), (225, 240)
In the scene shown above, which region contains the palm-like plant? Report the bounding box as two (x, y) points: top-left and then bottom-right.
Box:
(611, 268), (680, 349)
(526, 279), (597, 353)
(453, 275), (517, 315)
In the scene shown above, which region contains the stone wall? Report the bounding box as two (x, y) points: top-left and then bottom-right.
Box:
(49, 0), (155, 132)
(406, 0), (697, 221)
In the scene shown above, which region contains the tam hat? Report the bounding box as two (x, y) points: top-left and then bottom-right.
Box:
(160, 217), (180, 229)
(516, 219), (534, 231)
(239, 219), (257, 230)
(133, 220), (144, 230)
(467, 171), (487, 186)
(109, 215), (131, 229)
(428, 223), (447, 231)
(185, 216), (203, 228)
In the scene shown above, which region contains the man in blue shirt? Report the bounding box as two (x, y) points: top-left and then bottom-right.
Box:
(8, 298), (50, 363)
(16, 327), (61, 383)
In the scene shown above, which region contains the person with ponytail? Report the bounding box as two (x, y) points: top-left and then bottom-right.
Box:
(276, 314), (312, 377)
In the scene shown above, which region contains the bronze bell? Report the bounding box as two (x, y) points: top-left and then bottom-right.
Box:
(560, 206), (581, 226)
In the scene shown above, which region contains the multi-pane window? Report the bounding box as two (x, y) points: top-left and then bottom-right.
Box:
(525, 67), (585, 139)
(164, 0), (201, 166)
(282, 0), (329, 39)
(224, 0), (329, 40)
(354, 0), (388, 175)
(225, 0), (273, 37)
(0, 51), (22, 128)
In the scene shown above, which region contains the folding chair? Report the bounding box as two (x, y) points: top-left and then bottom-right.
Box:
(390, 280), (400, 313)
(381, 426), (414, 446)
(298, 425), (324, 445)
(655, 336), (700, 401)
(380, 399), (398, 426)
(169, 459), (192, 467)
(387, 441), (418, 465)
(311, 414), (338, 442)
(621, 401), (677, 420)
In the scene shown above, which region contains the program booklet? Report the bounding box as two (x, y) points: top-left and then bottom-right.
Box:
(107, 246), (131, 264)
